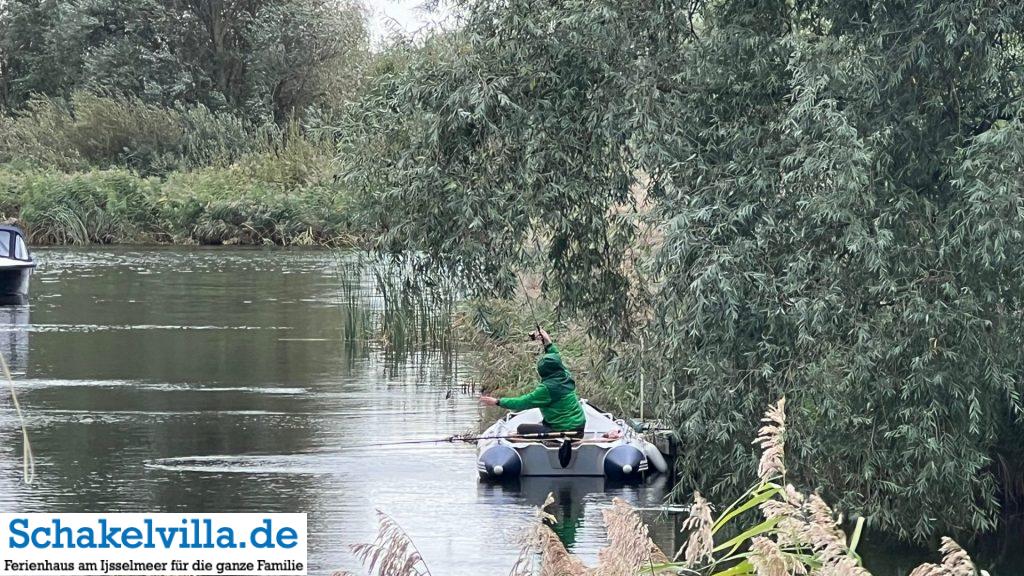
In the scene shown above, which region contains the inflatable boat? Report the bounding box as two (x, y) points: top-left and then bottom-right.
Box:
(477, 400), (668, 481)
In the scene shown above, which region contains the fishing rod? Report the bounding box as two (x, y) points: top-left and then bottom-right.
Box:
(348, 430), (583, 450)
(518, 273), (540, 332)
(518, 222), (549, 335)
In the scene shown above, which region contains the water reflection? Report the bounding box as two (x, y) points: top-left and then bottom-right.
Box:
(479, 475), (681, 559)
(0, 305), (28, 376)
(0, 247), (684, 575)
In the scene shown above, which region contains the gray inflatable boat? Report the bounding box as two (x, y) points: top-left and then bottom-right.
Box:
(477, 400), (666, 481)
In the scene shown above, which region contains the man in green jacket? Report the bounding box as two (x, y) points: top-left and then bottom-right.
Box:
(479, 327), (587, 436)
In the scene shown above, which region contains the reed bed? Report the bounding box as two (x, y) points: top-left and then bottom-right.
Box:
(0, 165), (352, 247)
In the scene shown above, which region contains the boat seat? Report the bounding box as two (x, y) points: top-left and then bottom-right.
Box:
(508, 436), (594, 447)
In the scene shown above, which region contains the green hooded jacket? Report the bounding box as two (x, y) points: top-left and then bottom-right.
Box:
(497, 342), (587, 431)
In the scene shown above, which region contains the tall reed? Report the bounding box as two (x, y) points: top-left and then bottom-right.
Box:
(0, 352), (34, 484)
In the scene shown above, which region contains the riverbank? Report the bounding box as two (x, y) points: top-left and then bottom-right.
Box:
(0, 164), (353, 247)
(0, 91), (361, 247)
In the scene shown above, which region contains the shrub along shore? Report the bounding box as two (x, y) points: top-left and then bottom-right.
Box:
(0, 164), (352, 247)
(0, 95), (352, 247)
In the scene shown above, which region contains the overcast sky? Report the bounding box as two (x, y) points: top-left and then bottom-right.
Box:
(365, 1), (452, 45)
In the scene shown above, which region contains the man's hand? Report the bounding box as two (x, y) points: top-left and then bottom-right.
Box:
(529, 327), (553, 347)
(479, 396), (499, 406)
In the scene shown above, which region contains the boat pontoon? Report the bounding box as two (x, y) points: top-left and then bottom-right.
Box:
(0, 226), (34, 305)
(477, 400), (668, 481)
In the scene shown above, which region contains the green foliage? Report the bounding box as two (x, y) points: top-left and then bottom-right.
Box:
(649, 0), (1024, 543)
(0, 0), (369, 123)
(343, 0), (1024, 543)
(246, 0), (369, 123)
(0, 92), (277, 174)
(1, 161), (350, 246)
(8, 168), (160, 244)
(158, 165), (347, 246)
(340, 2), (675, 334)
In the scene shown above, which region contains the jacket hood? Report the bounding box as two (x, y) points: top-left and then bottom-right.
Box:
(537, 354), (563, 378)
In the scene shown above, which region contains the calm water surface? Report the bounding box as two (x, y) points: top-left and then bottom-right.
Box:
(0, 248), (681, 575)
(1, 248), (1020, 575)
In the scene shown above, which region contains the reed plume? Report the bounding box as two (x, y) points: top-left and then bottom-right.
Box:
(536, 526), (589, 576)
(749, 537), (806, 576)
(755, 397), (786, 482)
(593, 497), (669, 576)
(678, 490), (713, 567)
(509, 492), (587, 576)
(349, 511), (432, 576)
(908, 538), (979, 576)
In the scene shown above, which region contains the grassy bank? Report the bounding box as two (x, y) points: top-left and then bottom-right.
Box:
(0, 119), (355, 248)
(0, 165), (351, 247)
(0, 92), (354, 247)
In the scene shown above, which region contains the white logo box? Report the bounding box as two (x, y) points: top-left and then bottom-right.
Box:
(0, 513), (307, 576)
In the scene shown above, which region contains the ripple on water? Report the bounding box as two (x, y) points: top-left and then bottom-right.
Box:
(145, 454), (337, 475)
(4, 379), (307, 395)
(10, 324), (293, 333)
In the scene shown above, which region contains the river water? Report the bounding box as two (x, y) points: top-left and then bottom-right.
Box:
(0, 248), (1019, 575)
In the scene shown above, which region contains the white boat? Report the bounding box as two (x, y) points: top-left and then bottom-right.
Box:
(0, 226), (34, 305)
(477, 400), (666, 480)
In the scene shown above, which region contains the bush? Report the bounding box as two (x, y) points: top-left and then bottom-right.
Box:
(2, 164), (351, 246)
(157, 157), (348, 246)
(0, 166), (25, 219)
(15, 169), (160, 244)
(0, 92), (277, 175)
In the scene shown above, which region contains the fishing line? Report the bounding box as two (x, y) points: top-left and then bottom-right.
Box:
(1, 351), (34, 484)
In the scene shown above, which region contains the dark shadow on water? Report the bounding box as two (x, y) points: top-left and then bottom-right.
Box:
(858, 514), (1024, 576)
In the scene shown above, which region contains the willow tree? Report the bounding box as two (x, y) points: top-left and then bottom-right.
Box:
(0, 0), (368, 121)
(649, 0), (1024, 542)
(341, 0), (693, 336)
(344, 0), (1024, 541)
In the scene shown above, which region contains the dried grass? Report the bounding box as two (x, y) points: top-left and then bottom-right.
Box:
(509, 492), (589, 576)
(908, 538), (979, 576)
(350, 511), (432, 576)
(537, 527), (590, 576)
(508, 493), (575, 576)
(510, 492), (674, 576)
(678, 491), (713, 567)
(593, 498), (670, 576)
(749, 537), (806, 576)
(0, 351), (34, 484)
(755, 397), (786, 482)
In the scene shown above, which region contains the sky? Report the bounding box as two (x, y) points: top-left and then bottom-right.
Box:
(365, 1), (452, 46)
